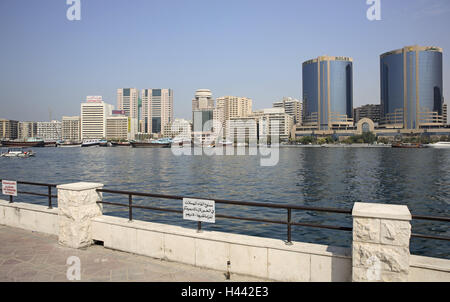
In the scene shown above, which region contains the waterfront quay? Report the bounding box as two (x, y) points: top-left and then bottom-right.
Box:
(0, 225), (266, 282)
(0, 180), (449, 282)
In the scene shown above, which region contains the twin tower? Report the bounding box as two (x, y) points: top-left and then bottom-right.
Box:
(302, 45), (444, 130)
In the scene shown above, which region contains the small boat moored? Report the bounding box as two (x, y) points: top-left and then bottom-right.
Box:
(1, 148), (35, 158)
(425, 141), (450, 148)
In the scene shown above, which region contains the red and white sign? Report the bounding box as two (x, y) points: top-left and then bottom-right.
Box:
(86, 96), (103, 103)
(2, 180), (17, 196)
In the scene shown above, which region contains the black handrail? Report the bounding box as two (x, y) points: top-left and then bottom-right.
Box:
(96, 188), (353, 244)
(1, 179), (448, 243)
(0, 179), (57, 209)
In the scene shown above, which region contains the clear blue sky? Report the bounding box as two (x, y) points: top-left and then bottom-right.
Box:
(1, 0), (449, 121)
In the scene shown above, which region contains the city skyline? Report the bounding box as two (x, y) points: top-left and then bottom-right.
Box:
(1, 0), (450, 122)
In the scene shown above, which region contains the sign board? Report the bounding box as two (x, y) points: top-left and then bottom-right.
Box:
(183, 198), (215, 223)
(86, 96), (103, 103)
(2, 180), (17, 196)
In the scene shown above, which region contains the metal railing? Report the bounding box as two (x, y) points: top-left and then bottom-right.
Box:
(1, 179), (448, 244)
(96, 188), (450, 243)
(96, 188), (351, 244)
(0, 179), (57, 209)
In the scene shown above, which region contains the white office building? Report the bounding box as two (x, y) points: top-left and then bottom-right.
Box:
(81, 96), (114, 140)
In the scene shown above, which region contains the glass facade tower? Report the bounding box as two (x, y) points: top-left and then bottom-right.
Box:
(380, 45), (444, 129)
(302, 56), (353, 130)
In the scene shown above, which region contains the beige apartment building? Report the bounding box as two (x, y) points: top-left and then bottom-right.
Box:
(141, 89), (173, 135)
(62, 116), (81, 142)
(37, 120), (62, 141)
(216, 96), (252, 137)
(18, 121), (38, 139)
(117, 88), (139, 119)
(0, 118), (19, 140)
(273, 97), (302, 125)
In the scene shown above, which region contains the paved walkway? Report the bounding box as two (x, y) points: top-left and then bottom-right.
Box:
(0, 225), (268, 282)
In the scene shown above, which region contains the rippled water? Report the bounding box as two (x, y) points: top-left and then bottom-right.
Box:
(1, 146), (449, 258)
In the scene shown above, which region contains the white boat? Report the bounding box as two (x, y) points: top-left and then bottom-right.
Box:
(216, 140), (233, 147)
(81, 139), (101, 147)
(426, 142), (450, 148)
(1, 148), (35, 158)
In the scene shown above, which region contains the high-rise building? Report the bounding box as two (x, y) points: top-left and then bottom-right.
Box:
(0, 118), (19, 140)
(273, 97), (302, 124)
(353, 104), (381, 124)
(192, 89), (215, 110)
(141, 89), (173, 134)
(302, 56), (353, 130)
(443, 104), (448, 125)
(81, 96), (114, 140)
(62, 116), (81, 142)
(117, 88), (139, 119)
(216, 96), (252, 136)
(380, 45), (444, 129)
(192, 89), (218, 144)
(18, 121), (38, 139)
(37, 121), (61, 141)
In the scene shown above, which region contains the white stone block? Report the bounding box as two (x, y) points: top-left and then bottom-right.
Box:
(352, 202), (411, 221)
(164, 233), (196, 265)
(195, 238), (229, 271)
(353, 217), (380, 244)
(229, 243), (268, 279)
(92, 220), (110, 243)
(108, 224), (137, 254)
(311, 254), (352, 282)
(136, 229), (165, 259)
(268, 249), (310, 281)
(380, 219), (411, 247)
(353, 242), (409, 273)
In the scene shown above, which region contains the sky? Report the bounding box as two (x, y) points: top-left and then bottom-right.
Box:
(0, 0), (449, 121)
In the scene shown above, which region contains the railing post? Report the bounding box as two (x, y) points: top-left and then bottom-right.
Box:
(285, 208), (292, 245)
(128, 194), (133, 222)
(9, 195), (13, 203)
(57, 182), (104, 249)
(47, 185), (52, 209)
(197, 221), (202, 232)
(352, 202), (412, 282)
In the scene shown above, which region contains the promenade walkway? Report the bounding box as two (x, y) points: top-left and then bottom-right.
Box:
(0, 225), (268, 282)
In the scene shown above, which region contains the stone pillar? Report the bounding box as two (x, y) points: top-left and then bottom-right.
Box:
(57, 182), (104, 249)
(352, 202), (412, 282)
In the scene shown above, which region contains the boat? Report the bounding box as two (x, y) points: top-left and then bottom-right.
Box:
(44, 141), (58, 147)
(391, 142), (425, 148)
(1, 137), (45, 147)
(425, 142), (450, 149)
(99, 140), (109, 147)
(130, 138), (171, 148)
(1, 148), (35, 158)
(110, 141), (131, 147)
(216, 140), (233, 147)
(171, 138), (191, 147)
(57, 141), (82, 147)
(81, 139), (101, 147)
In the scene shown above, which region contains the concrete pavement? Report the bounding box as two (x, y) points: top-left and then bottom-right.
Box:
(0, 225), (268, 282)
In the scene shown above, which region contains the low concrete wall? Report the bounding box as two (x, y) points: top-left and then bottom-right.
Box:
(409, 255), (450, 282)
(0, 199), (58, 235)
(92, 215), (353, 282)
